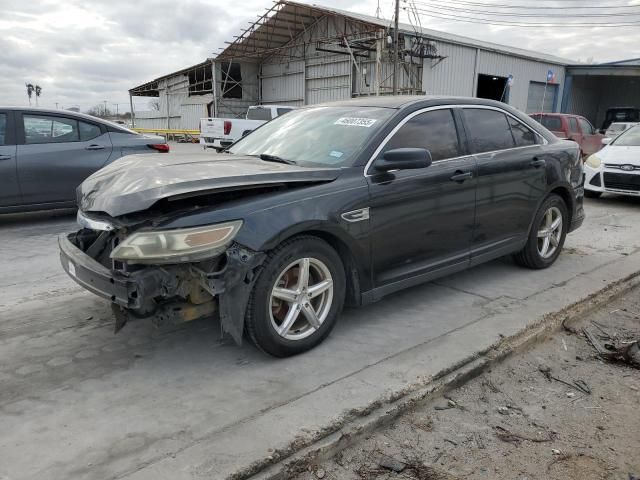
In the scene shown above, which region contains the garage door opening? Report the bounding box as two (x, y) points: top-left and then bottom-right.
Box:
(476, 74), (508, 102)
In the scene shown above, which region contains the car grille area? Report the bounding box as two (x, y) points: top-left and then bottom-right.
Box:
(603, 172), (640, 192)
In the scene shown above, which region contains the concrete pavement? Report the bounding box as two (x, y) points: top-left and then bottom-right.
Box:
(1, 191), (639, 480)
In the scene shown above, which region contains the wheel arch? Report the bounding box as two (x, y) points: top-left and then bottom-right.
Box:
(549, 185), (574, 226)
(261, 226), (368, 308)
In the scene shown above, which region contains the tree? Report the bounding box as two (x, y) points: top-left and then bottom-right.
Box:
(86, 104), (113, 118)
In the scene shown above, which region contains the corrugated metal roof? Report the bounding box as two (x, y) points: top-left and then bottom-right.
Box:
(216, 0), (575, 65)
(305, 2), (575, 65)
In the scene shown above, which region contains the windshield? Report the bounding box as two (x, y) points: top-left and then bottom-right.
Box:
(607, 124), (628, 133)
(612, 125), (640, 146)
(228, 106), (394, 167)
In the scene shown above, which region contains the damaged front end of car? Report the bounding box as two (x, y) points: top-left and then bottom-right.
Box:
(59, 212), (265, 344)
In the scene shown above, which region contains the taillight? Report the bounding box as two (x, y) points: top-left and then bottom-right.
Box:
(147, 143), (170, 153)
(224, 120), (232, 135)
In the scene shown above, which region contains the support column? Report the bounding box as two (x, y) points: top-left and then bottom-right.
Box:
(560, 74), (573, 113)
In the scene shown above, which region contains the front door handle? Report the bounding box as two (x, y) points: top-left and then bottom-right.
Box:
(450, 171), (473, 183)
(530, 158), (546, 168)
(85, 145), (105, 151)
(0, 155), (11, 161)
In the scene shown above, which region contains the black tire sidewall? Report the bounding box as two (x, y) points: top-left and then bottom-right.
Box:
(526, 194), (568, 268)
(247, 237), (346, 357)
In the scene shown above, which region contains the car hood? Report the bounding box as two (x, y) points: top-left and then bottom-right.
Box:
(78, 153), (341, 217)
(599, 145), (640, 166)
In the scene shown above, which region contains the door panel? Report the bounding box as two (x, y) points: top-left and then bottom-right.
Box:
(461, 108), (546, 260)
(0, 111), (20, 207)
(17, 113), (112, 205)
(368, 157), (477, 285)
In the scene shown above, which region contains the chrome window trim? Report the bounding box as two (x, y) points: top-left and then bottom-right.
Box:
(364, 104), (548, 177)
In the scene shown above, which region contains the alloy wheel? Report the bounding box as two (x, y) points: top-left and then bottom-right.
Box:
(269, 257), (334, 341)
(537, 206), (563, 259)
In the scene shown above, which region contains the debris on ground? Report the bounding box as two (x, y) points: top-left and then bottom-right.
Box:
(295, 285), (640, 480)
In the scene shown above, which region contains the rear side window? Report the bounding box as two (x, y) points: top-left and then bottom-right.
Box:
(0, 114), (6, 145)
(508, 117), (538, 147)
(24, 115), (80, 144)
(276, 107), (293, 116)
(463, 109), (515, 154)
(383, 109), (461, 161)
(246, 108), (272, 121)
(568, 117), (579, 133)
(79, 121), (102, 141)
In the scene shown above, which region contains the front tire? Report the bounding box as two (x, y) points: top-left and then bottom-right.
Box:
(514, 194), (568, 269)
(245, 236), (346, 357)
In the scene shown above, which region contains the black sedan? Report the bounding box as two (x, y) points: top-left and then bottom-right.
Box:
(59, 96), (584, 357)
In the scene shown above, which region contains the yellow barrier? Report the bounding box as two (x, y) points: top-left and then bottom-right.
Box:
(132, 128), (200, 136)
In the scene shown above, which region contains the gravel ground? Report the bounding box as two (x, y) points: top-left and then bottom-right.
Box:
(296, 286), (640, 480)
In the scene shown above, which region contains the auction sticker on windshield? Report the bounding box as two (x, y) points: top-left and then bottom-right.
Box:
(334, 117), (377, 127)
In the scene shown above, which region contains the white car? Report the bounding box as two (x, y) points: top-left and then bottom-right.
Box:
(604, 122), (638, 139)
(584, 124), (640, 198)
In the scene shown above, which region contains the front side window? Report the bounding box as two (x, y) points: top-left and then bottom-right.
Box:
(578, 118), (594, 135)
(229, 106), (394, 168)
(382, 109), (461, 161)
(24, 115), (79, 144)
(0, 113), (6, 146)
(79, 121), (102, 141)
(464, 109), (515, 154)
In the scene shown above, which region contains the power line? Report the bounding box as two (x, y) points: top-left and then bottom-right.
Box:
(409, 1), (640, 17)
(410, 0), (640, 9)
(409, 0), (640, 17)
(408, 5), (640, 26)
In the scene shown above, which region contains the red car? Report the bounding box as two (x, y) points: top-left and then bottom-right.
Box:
(530, 113), (603, 158)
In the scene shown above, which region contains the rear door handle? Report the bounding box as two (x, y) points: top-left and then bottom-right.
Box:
(450, 171), (473, 183)
(530, 158), (546, 168)
(0, 155), (11, 161)
(85, 145), (105, 151)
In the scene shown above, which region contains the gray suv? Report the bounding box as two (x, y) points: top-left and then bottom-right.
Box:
(0, 107), (167, 213)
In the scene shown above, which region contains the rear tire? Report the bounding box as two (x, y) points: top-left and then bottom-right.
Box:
(514, 194), (568, 270)
(584, 190), (602, 199)
(245, 236), (346, 357)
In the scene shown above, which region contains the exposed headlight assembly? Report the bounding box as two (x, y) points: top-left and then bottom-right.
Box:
(110, 220), (243, 264)
(585, 154), (601, 169)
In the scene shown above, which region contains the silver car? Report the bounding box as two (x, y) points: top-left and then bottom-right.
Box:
(0, 107), (167, 213)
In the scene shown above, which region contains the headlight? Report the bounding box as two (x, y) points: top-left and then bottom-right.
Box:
(585, 154), (601, 169)
(110, 220), (242, 264)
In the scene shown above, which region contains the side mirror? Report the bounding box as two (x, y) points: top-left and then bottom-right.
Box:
(601, 137), (612, 145)
(374, 148), (433, 172)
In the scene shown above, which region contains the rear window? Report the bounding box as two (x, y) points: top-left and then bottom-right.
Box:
(246, 108), (273, 121)
(463, 109), (515, 154)
(531, 115), (562, 131)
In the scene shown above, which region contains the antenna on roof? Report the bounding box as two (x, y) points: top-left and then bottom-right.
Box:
(376, 0), (381, 18)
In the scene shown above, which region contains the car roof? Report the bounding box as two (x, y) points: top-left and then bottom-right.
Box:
(1, 106), (135, 133)
(311, 95), (519, 110)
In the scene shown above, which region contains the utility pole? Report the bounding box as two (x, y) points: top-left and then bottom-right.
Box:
(392, 0), (400, 95)
(55, 102), (59, 109)
(103, 100), (108, 117)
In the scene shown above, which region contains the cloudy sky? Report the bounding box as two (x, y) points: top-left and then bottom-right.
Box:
(1, 0), (639, 112)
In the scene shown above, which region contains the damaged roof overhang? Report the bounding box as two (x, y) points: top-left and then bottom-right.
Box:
(129, 60), (213, 97)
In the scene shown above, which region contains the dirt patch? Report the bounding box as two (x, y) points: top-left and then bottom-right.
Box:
(294, 287), (640, 480)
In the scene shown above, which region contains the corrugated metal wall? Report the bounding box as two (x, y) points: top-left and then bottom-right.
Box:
(423, 42), (476, 96)
(477, 51), (565, 113)
(306, 56), (351, 104)
(565, 75), (601, 124)
(261, 61), (305, 105)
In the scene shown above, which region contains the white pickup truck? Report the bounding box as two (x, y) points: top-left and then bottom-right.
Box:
(199, 105), (295, 151)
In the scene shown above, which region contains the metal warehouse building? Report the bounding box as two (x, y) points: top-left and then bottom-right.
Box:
(129, 0), (640, 131)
